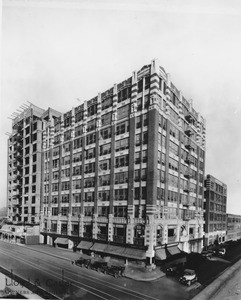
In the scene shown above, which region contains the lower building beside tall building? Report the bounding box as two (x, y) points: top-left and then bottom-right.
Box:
(203, 174), (227, 246)
(6, 59), (206, 264)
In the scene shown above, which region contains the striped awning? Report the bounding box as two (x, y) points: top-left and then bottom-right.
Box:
(167, 246), (181, 256)
(122, 248), (146, 260)
(105, 245), (126, 256)
(54, 237), (69, 245)
(90, 243), (108, 252)
(76, 240), (93, 250)
(155, 248), (167, 260)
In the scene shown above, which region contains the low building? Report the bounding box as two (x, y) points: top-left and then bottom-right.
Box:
(203, 174), (227, 246)
(226, 213), (241, 241)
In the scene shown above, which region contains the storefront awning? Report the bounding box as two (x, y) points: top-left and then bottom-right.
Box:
(54, 237), (69, 245)
(77, 240), (93, 250)
(90, 243), (108, 252)
(105, 245), (126, 256)
(122, 248), (146, 260)
(155, 248), (167, 260)
(167, 246), (181, 256)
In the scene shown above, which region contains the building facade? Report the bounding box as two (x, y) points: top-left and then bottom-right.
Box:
(226, 213), (241, 241)
(39, 59), (206, 263)
(204, 174), (227, 246)
(7, 105), (45, 226)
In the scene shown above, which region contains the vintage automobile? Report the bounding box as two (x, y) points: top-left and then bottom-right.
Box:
(217, 248), (226, 257)
(102, 265), (125, 278)
(179, 269), (198, 286)
(89, 261), (108, 272)
(74, 257), (91, 268)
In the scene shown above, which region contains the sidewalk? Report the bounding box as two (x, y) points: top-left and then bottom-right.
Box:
(22, 243), (165, 281)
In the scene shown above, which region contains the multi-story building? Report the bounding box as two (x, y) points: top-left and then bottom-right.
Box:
(7, 104), (46, 226)
(39, 59), (206, 263)
(203, 174), (227, 246)
(226, 213), (241, 241)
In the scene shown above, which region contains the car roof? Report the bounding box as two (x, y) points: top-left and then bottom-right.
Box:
(184, 269), (195, 273)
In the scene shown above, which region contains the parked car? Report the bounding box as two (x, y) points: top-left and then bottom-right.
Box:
(201, 250), (213, 259)
(89, 261), (108, 272)
(179, 269), (198, 286)
(217, 248), (226, 257)
(74, 257), (91, 268)
(102, 265), (124, 278)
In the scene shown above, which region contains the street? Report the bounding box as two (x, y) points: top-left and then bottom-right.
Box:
(0, 240), (194, 300)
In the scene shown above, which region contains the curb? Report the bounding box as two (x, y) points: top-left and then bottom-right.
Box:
(192, 258), (241, 300)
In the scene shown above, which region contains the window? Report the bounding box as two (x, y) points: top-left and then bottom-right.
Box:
(98, 191), (110, 202)
(138, 79), (143, 93)
(75, 125), (83, 137)
(85, 192), (95, 202)
(73, 165), (82, 176)
(115, 138), (129, 151)
(52, 183), (59, 192)
(114, 189), (128, 201)
(115, 172), (128, 184)
(117, 87), (131, 103)
(85, 148), (95, 160)
(75, 110), (84, 123)
(73, 193), (81, 203)
(117, 105), (130, 120)
(52, 208), (58, 216)
(86, 133), (96, 145)
(73, 138), (82, 149)
(98, 206), (109, 217)
(62, 156), (70, 165)
(84, 177), (95, 188)
(73, 152), (82, 163)
(87, 104), (97, 117)
(63, 143), (70, 153)
(135, 134), (141, 146)
(99, 159), (110, 171)
(144, 76), (150, 90)
(53, 147), (59, 157)
(85, 162), (95, 173)
(136, 98), (142, 111)
(134, 170), (140, 181)
(99, 175), (110, 186)
(102, 96), (113, 110)
(61, 194), (69, 203)
(116, 121), (129, 135)
(100, 127), (111, 139)
(61, 208), (69, 216)
(115, 155), (129, 167)
(141, 169), (147, 181)
(134, 187), (140, 199)
(84, 206), (94, 216)
(61, 168), (70, 178)
(64, 130), (71, 141)
(72, 179), (81, 189)
(114, 206), (127, 217)
(135, 152), (141, 164)
(86, 119), (96, 132)
(64, 117), (71, 128)
(142, 150), (147, 163)
(101, 113), (112, 126)
(61, 181), (70, 191)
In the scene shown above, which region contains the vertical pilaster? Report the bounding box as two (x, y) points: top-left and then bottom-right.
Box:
(109, 84), (117, 215)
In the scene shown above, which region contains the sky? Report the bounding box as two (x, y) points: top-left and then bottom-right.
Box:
(1, 0), (241, 214)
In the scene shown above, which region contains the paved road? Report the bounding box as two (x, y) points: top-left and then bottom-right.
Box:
(0, 240), (195, 300)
